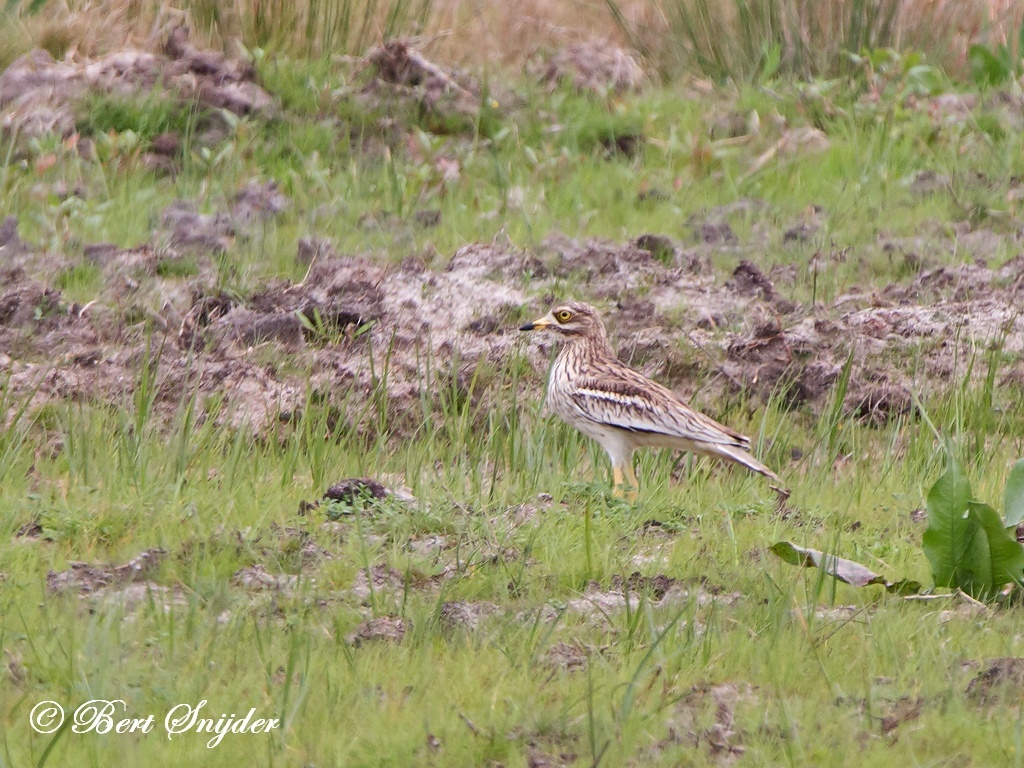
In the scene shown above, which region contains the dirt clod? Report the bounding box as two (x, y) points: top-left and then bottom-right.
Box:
(850, 383), (913, 425)
(233, 181), (289, 224)
(439, 601), (500, 632)
(325, 478), (388, 503)
(346, 616), (407, 646)
(232, 565), (301, 592)
(0, 29), (274, 144)
(879, 697), (923, 734)
(541, 641), (589, 672)
(694, 220), (738, 245)
(727, 260), (776, 301)
(967, 658), (1024, 703)
(609, 571), (677, 600)
(539, 41), (645, 95)
(161, 200), (235, 254)
(47, 548), (167, 594)
(0, 216), (29, 257)
(635, 234), (675, 263)
(349, 566), (408, 604)
(364, 40), (477, 120)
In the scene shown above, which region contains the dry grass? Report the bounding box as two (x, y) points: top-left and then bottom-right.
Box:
(426, 0), (658, 65)
(0, 0), (1022, 83)
(0, 0), (654, 67)
(867, 0), (1021, 75)
(622, 0), (1024, 81)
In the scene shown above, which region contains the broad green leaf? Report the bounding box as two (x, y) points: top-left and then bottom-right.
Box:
(1004, 459), (1024, 527)
(770, 542), (919, 595)
(965, 501), (1024, 599)
(922, 461), (975, 588)
(969, 44), (1010, 86)
(923, 460), (1024, 600)
(906, 65), (944, 96)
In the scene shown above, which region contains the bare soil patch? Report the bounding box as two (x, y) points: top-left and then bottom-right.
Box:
(47, 548), (167, 594)
(5, 221), (1024, 439)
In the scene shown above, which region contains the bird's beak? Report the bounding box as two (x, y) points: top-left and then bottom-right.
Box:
(519, 314), (552, 332)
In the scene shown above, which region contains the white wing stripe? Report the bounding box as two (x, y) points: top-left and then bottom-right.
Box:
(573, 388), (655, 410)
(568, 388), (748, 448)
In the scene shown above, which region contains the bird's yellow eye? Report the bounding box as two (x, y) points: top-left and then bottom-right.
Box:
(555, 310), (573, 323)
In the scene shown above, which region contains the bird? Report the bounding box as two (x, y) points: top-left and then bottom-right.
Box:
(519, 300), (782, 498)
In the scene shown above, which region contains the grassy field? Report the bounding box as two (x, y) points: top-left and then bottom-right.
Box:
(2, 14), (1024, 768)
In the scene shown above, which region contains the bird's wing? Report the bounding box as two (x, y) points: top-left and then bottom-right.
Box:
(567, 370), (750, 449)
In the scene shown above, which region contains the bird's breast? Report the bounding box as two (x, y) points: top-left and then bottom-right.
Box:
(544, 352), (576, 418)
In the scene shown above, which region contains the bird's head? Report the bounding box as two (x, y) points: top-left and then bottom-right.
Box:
(519, 300), (606, 339)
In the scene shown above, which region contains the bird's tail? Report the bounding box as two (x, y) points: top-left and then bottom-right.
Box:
(698, 442), (784, 486)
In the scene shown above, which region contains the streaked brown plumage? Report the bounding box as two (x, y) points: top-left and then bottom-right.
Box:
(520, 300), (782, 496)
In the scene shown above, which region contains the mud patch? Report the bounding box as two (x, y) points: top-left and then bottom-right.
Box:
(92, 582), (188, 614)
(160, 181), (287, 255)
(966, 658), (1024, 703)
(438, 600), (500, 632)
(348, 565), (411, 605)
(232, 565), (302, 593)
(47, 548), (166, 594)
(541, 641), (589, 673)
(6, 228), (1024, 441)
(562, 576), (724, 623)
(653, 683), (755, 763)
(609, 571), (677, 600)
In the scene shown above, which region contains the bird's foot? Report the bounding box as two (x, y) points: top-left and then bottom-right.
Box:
(611, 484), (638, 503)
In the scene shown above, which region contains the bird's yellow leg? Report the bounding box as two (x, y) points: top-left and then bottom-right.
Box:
(623, 461), (639, 502)
(611, 463), (638, 502)
(612, 465), (624, 498)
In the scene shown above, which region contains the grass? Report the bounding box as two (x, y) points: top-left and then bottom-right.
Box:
(3, 18), (1024, 768)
